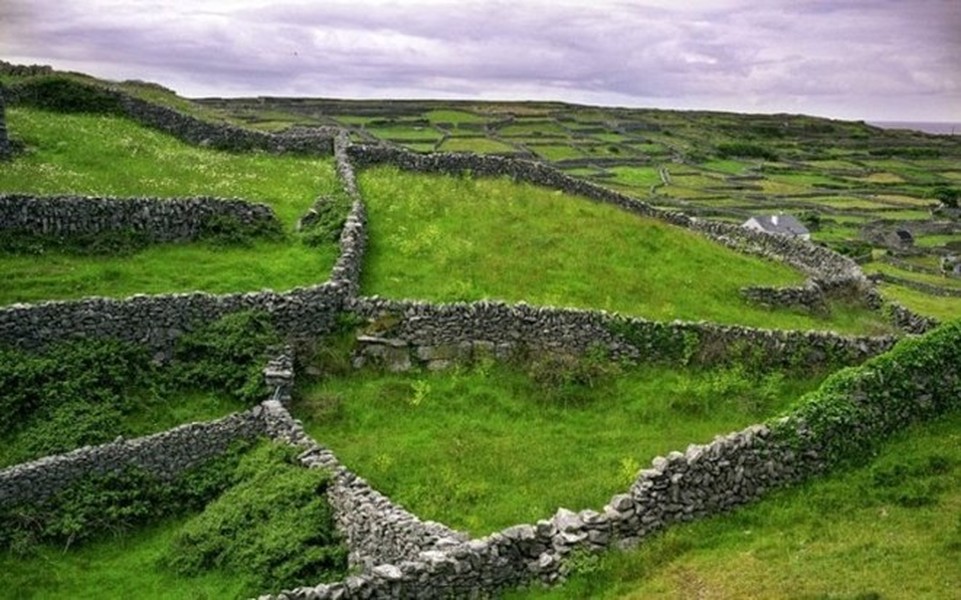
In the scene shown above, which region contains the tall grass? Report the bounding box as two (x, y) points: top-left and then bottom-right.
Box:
(294, 360), (826, 535)
(357, 167), (892, 334)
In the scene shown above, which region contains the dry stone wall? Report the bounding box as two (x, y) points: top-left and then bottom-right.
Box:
(4, 78), (337, 155)
(0, 194), (280, 242)
(115, 92), (337, 154)
(0, 283), (344, 353)
(264, 323), (961, 600)
(0, 409), (265, 509)
(327, 132), (368, 296)
(259, 400), (468, 570)
(351, 297), (898, 371)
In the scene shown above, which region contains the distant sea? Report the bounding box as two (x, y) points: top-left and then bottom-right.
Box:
(868, 121), (961, 135)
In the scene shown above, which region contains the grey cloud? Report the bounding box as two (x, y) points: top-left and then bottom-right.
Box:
(1, 0), (958, 120)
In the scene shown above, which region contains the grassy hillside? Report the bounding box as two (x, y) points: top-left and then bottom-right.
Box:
(510, 411), (961, 599)
(358, 166), (892, 334)
(0, 108), (342, 304)
(204, 94), (961, 323)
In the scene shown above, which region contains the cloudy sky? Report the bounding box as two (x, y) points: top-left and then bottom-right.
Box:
(2, 0), (959, 121)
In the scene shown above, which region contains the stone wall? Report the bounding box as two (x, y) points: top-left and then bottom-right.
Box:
(264, 322), (961, 600)
(4, 78), (337, 155)
(259, 400), (468, 569)
(115, 92), (337, 154)
(739, 281), (827, 313)
(0, 194), (280, 243)
(887, 301), (941, 334)
(873, 271), (961, 298)
(0, 283), (344, 353)
(0, 409), (265, 509)
(328, 132), (368, 297)
(350, 298), (898, 372)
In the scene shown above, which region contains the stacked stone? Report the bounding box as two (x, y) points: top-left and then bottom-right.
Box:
(0, 409), (265, 509)
(114, 92), (337, 154)
(259, 399), (468, 570)
(326, 134), (368, 298)
(0, 194), (279, 243)
(740, 281), (827, 312)
(3, 78), (338, 155)
(261, 419), (826, 600)
(350, 297), (899, 372)
(0, 282), (344, 353)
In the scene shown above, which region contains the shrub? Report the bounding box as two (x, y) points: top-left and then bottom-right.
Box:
(299, 194), (352, 247)
(163, 442), (347, 595)
(772, 319), (961, 467)
(172, 310), (282, 404)
(716, 142), (778, 161)
(523, 346), (622, 405)
(10, 76), (123, 114)
(198, 213), (283, 247)
(0, 440), (249, 554)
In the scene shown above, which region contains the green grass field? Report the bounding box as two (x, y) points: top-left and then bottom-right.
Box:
(0, 516), (247, 600)
(0, 108), (342, 304)
(357, 166), (892, 334)
(438, 137), (517, 154)
(0, 239), (334, 305)
(509, 410), (961, 599)
(294, 360), (827, 536)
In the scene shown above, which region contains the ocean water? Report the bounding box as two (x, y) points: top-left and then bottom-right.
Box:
(869, 121), (961, 135)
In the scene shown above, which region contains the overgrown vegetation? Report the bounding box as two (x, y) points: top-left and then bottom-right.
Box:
(170, 310), (282, 404)
(0, 310), (278, 466)
(163, 443), (348, 595)
(716, 142), (778, 161)
(1, 441), (348, 599)
(8, 76), (124, 115)
(772, 319), (961, 468)
(299, 194), (353, 246)
(509, 411), (961, 599)
(0, 441), (251, 555)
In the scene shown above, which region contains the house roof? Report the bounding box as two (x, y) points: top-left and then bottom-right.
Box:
(743, 214), (809, 236)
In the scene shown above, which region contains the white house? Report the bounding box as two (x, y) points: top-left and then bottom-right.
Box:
(742, 214), (811, 240)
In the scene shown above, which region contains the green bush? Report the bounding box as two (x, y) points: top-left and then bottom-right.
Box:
(0, 311), (280, 465)
(523, 346), (622, 406)
(172, 310), (282, 404)
(716, 142), (778, 161)
(163, 442), (347, 595)
(773, 319), (961, 467)
(198, 213), (284, 247)
(0, 228), (151, 256)
(0, 339), (152, 440)
(11, 76), (123, 114)
(0, 441), (250, 554)
(300, 194), (352, 247)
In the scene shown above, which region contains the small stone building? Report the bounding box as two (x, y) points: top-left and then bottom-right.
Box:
(885, 228), (914, 249)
